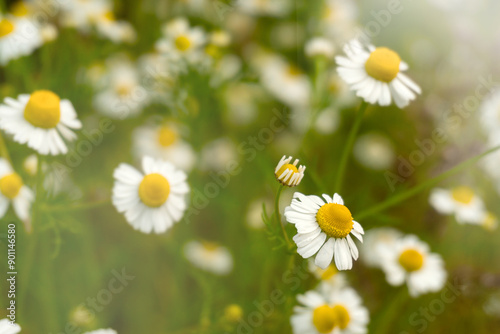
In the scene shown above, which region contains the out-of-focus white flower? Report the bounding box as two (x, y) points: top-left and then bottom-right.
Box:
(223, 83), (263, 126)
(236, 0), (291, 17)
(23, 154), (37, 176)
(184, 240), (233, 275)
(60, 0), (109, 31)
(0, 158), (33, 222)
(314, 108), (340, 135)
(132, 123), (196, 172)
(246, 197), (272, 229)
(200, 137), (238, 171)
(305, 37), (335, 59)
(321, 0), (358, 42)
(83, 329), (117, 334)
(0, 13), (42, 65)
(0, 318), (20, 334)
(379, 234), (447, 297)
(480, 212), (498, 231)
(479, 90), (500, 143)
(308, 259), (347, 290)
(361, 227), (402, 268)
(354, 132), (395, 170)
(95, 11), (136, 44)
(429, 187), (486, 224)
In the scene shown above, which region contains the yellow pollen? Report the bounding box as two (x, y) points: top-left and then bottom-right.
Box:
(0, 19), (15, 38)
(276, 163), (298, 178)
(365, 47), (401, 82)
(175, 35), (191, 51)
(11, 2), (29, 17)
(316, 203), (353, 239)
(332, 305), (350, 329)
(24, 90), (61, 129)
(399, 249), (424, 272)
(287, 65), (302, 77)
(312, 305), (336, 333)
(320, 265), (338, 280)
(0, 173), (23, 199)
(103, 11), (115, 21)
(451, 186), (474, 204)
(157, 127), (177, 147)
(138, 173), (170, 207)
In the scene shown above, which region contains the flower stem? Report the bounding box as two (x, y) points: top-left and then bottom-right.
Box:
(275, 184), (291, 247)
(334, 101), (368, 193)
(356, 144), (500, 220)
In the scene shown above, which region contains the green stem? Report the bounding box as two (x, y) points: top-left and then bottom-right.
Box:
(371, 287), (408, 334)
(334, 101), (368, 193)
(356, 145), (500, 220)
(275, 184), (291, 247)
(40, 198), (111, 212)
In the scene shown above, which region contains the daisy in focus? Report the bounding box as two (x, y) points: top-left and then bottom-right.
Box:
(284, 192), (364, 270)
(429, 186), (486, 224)
(379, 234), (447, 297)
(0, 11), (42, 65)
(0, 90), (82, 155)
(291, 284), (369, 334)
(132, 123), (196, 172)
(112, 156), (189, 234)
(0, 158), (33, 224)
(275, 155), (305, 187)
(336, 39), (421, 108)
(184, 240), (233, 275)
(0, 318), (21, 334)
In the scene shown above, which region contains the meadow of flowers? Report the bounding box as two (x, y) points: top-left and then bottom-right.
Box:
(0, 0), (500, 333)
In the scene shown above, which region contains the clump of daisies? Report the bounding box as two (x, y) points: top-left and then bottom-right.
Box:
(291, 283), (369, 334)
(0, 90), (82, 155)
(284, 192), (364, 270)
(336, 39), (421, 108)
(184, 240), (233, 275)
(429, 186), (486, 224)
(112, 156), (190, 234)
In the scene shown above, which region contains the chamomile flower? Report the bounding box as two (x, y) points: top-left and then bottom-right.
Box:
(308, 259), (347, 290)
(321, 0), (358, 42)
(291, 284), (369, 334)
(0, 13), (42, 65)
(83, 330), (117, 334)
(429, 186), (486, 224)
(284, 192), (364, 270)
(94, 11), (136, 44)
(0, 318), (21, 334)
(361, 227), (402, 268)
(0, 158), (33, 222)
(112, 156), (189, 234)
(336, 39), (421, 108)
(379, 234), (447, 297)
(275, 155), (305, 187)
(305, 37), (335, 59)
(155, 17), (206, 65)
(353, 132), (395, 171)
(132, 123), (196, 172)
(0, 90), (82, 155)
(184, 240), (233, 275)
(59, 0), (109, 32)
(236, 0), (291, 17)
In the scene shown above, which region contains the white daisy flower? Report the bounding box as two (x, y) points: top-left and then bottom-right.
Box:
(60, 0), (109, 32)
(0, 13), (42, 65)
(308, 259), (347, 290)
(478, 90), (500, 142)
(336, 39), (421, 108)
(379, 234), (447, 297)
(305, 37), (335, 59)
(199, 137), (237, 172)
(314, 108), (340, 135)
(291, 284), (369, 334)
(0, 318), (21, 334)
(353, 132), (395, 171)
(132, 123), (196, 172)
(429, 186), (486, 224)
(112, 156), (190, 234)
(361, 227), (402, 268)
(236, 0), (291, 17)
(284, 192), (364, 270)
(0, 158), (33, 222)
(321, 0), (358, 42)
(275, 155), (305, 187)
(93, 57), (149, 119)
(184, 240), (233, 275)
(83, 329), (117, 334)
(155, 17), (206, 65)
(94, 11), (136, 44)
(0, 90), (82, 155)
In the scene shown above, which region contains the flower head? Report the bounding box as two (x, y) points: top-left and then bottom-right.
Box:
(429, 186), (486, 224)
(275, 155), (305, 187)
(284, 192), (364, 270)
(184, 240), (233, 275)
(336, 39), (421, 108)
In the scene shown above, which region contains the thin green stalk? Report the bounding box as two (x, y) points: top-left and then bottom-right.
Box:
(275, 184), (291, 246)
(356, 145), (500, 220)
(334, 101), (368, 193)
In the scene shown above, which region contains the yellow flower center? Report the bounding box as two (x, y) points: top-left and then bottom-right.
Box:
(365, 47), (401, 83)
(205, 44), (221, 58)
(138, 173), (170, 207)
(320, 265), (338, 280)
(0, 19), (15, 38)
(0, 173), (23, 199)
(482, 212), (497, 231)
(287, 65), (302, 77)
(116, 84), (132, 97)
(157, 127), (177, 147)
(23, 90), (61, 129)
(398, 249), (424, 272)
(224, 304), (243, 323)
(312, 305), (336, 333)
(276, 163), (298, 177)
(11, 2), (29, 17)
(316, 203), (353, 239)
(332, 305), (350, 329)
(103, 11), (115, 21)
(451, 186), (474, 204)
(175, 35), (192, 51)
(201, 241), (219, 252)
